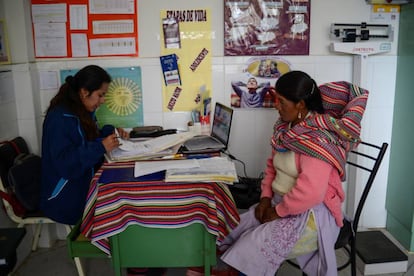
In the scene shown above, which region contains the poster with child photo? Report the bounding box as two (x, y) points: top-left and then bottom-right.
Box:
(230, 57), (291, 108)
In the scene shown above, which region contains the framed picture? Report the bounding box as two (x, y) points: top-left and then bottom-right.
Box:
(0, 20), (11, 64)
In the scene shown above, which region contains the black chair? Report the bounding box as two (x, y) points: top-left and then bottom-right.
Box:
(285, 141), (388, 276)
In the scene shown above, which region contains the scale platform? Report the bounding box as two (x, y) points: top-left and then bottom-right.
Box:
(356, 230), (408, 275)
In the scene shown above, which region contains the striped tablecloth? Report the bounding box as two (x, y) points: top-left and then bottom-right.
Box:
(81, 162), (240, 254)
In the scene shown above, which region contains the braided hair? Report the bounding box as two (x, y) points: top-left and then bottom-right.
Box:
(275, 70), (324, 114)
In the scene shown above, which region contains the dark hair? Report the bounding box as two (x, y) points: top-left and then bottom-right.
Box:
(47, 65), (112, 140)
(275, 70), (324, 114)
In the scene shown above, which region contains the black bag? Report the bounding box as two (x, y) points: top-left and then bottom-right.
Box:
(0, 138), (30, 217)
(8, 153), (42, 212)
(229, 177), (262, 209)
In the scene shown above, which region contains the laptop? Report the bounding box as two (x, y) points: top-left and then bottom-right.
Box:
(180, 102), (234, 153)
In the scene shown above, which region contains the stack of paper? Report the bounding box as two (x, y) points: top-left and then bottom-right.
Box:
(165, 157), (237, 184)
(134, 159), (200, 177)
(107, 132), (195, 162)
(133, 157), (237, 184)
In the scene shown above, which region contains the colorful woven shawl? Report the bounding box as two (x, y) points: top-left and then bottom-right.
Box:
(271, 81), (369, 180)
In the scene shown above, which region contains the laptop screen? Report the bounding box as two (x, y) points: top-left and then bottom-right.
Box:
(210, 102), (233, 148)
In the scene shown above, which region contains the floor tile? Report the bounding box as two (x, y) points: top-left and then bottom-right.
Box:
(12, 237), (414, 276)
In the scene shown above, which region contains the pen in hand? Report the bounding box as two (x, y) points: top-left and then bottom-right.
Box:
(114, 129), (123, 146)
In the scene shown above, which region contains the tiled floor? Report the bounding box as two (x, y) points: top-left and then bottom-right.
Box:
(11, 234), (414, 276)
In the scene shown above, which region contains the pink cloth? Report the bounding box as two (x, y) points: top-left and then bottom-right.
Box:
(271, 81), (369, 180)
(261, 151), (344, 227)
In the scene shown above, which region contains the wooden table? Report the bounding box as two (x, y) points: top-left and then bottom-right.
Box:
(80, 161), (240, 276)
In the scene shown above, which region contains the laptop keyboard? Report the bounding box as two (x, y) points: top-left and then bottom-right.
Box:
(185, 136), (223, 150)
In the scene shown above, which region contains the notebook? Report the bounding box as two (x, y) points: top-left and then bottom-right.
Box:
(181, 102), (233, 153)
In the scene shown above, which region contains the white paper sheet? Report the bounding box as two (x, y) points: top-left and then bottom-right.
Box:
(89, 37), (136, 56)
(134, 159), (200, 178)
(70, 5), (87, 30)
(71, 33), (88, 57)
(34, 22), (67, 57)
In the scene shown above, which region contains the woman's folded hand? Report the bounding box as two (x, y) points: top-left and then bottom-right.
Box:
(254, 197), (271, 223)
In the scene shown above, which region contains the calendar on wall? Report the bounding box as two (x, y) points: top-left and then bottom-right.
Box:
(30, 0), (138, 58)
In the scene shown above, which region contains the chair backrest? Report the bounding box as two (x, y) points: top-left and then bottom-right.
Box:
(346, 141), (388, 233)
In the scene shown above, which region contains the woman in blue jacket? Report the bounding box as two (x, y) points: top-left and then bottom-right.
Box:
(40, 65), (128, 225)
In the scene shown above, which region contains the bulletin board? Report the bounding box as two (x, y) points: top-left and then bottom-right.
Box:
(160, 9), (212, 113)
(30, 0), (138, 58)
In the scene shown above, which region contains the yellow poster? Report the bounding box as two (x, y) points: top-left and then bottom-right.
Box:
(160, 9), (212, 113)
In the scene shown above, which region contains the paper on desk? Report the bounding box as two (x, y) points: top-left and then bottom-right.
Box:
(165, 157), (238, 184)
(109, 132), (195, 162)
(134, 159), (200, 178)
(117, 138), (146, 152)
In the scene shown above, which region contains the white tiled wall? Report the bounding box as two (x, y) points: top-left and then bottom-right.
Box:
(2, 53), (397, 229)
(21, 54), (394, 232)
(0, 70), (19, 141)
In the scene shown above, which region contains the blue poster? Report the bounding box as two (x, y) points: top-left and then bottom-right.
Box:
(60, 66), (143, 128)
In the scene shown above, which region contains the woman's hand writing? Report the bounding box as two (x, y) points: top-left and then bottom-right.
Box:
(116, 128), (129, 140)
(102, 133), (120, 153)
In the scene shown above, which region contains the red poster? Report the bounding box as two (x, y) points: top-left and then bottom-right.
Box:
(224, 0), (310, 56)
(30, 0), (138, 58)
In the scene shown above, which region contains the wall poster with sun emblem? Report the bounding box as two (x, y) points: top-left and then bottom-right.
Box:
(60, 66), (143, 128)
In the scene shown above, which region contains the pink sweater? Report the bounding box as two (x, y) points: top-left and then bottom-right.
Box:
(261, 151), (345, 227)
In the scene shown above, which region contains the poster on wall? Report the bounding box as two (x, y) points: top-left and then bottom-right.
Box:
(224, 0), (310, 56)
(31, 0), (138, 58)
(0, 20), (11, 64)
(230, 57), (291, 108)
(60, 66), (143, 128)
(160, 9), (212, 113)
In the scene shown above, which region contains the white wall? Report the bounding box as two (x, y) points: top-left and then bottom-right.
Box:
(0, 0), (398, 236)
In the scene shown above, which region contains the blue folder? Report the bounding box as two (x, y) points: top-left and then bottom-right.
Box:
(99, 167), (165, 184)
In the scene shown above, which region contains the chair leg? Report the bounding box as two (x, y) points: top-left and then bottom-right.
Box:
(64, 224), (73, 233)
(63, 225), (85, 276)
(74, 257), (85, 276)
(351, 245), (357, 276)
(31, 223), (43, 251)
